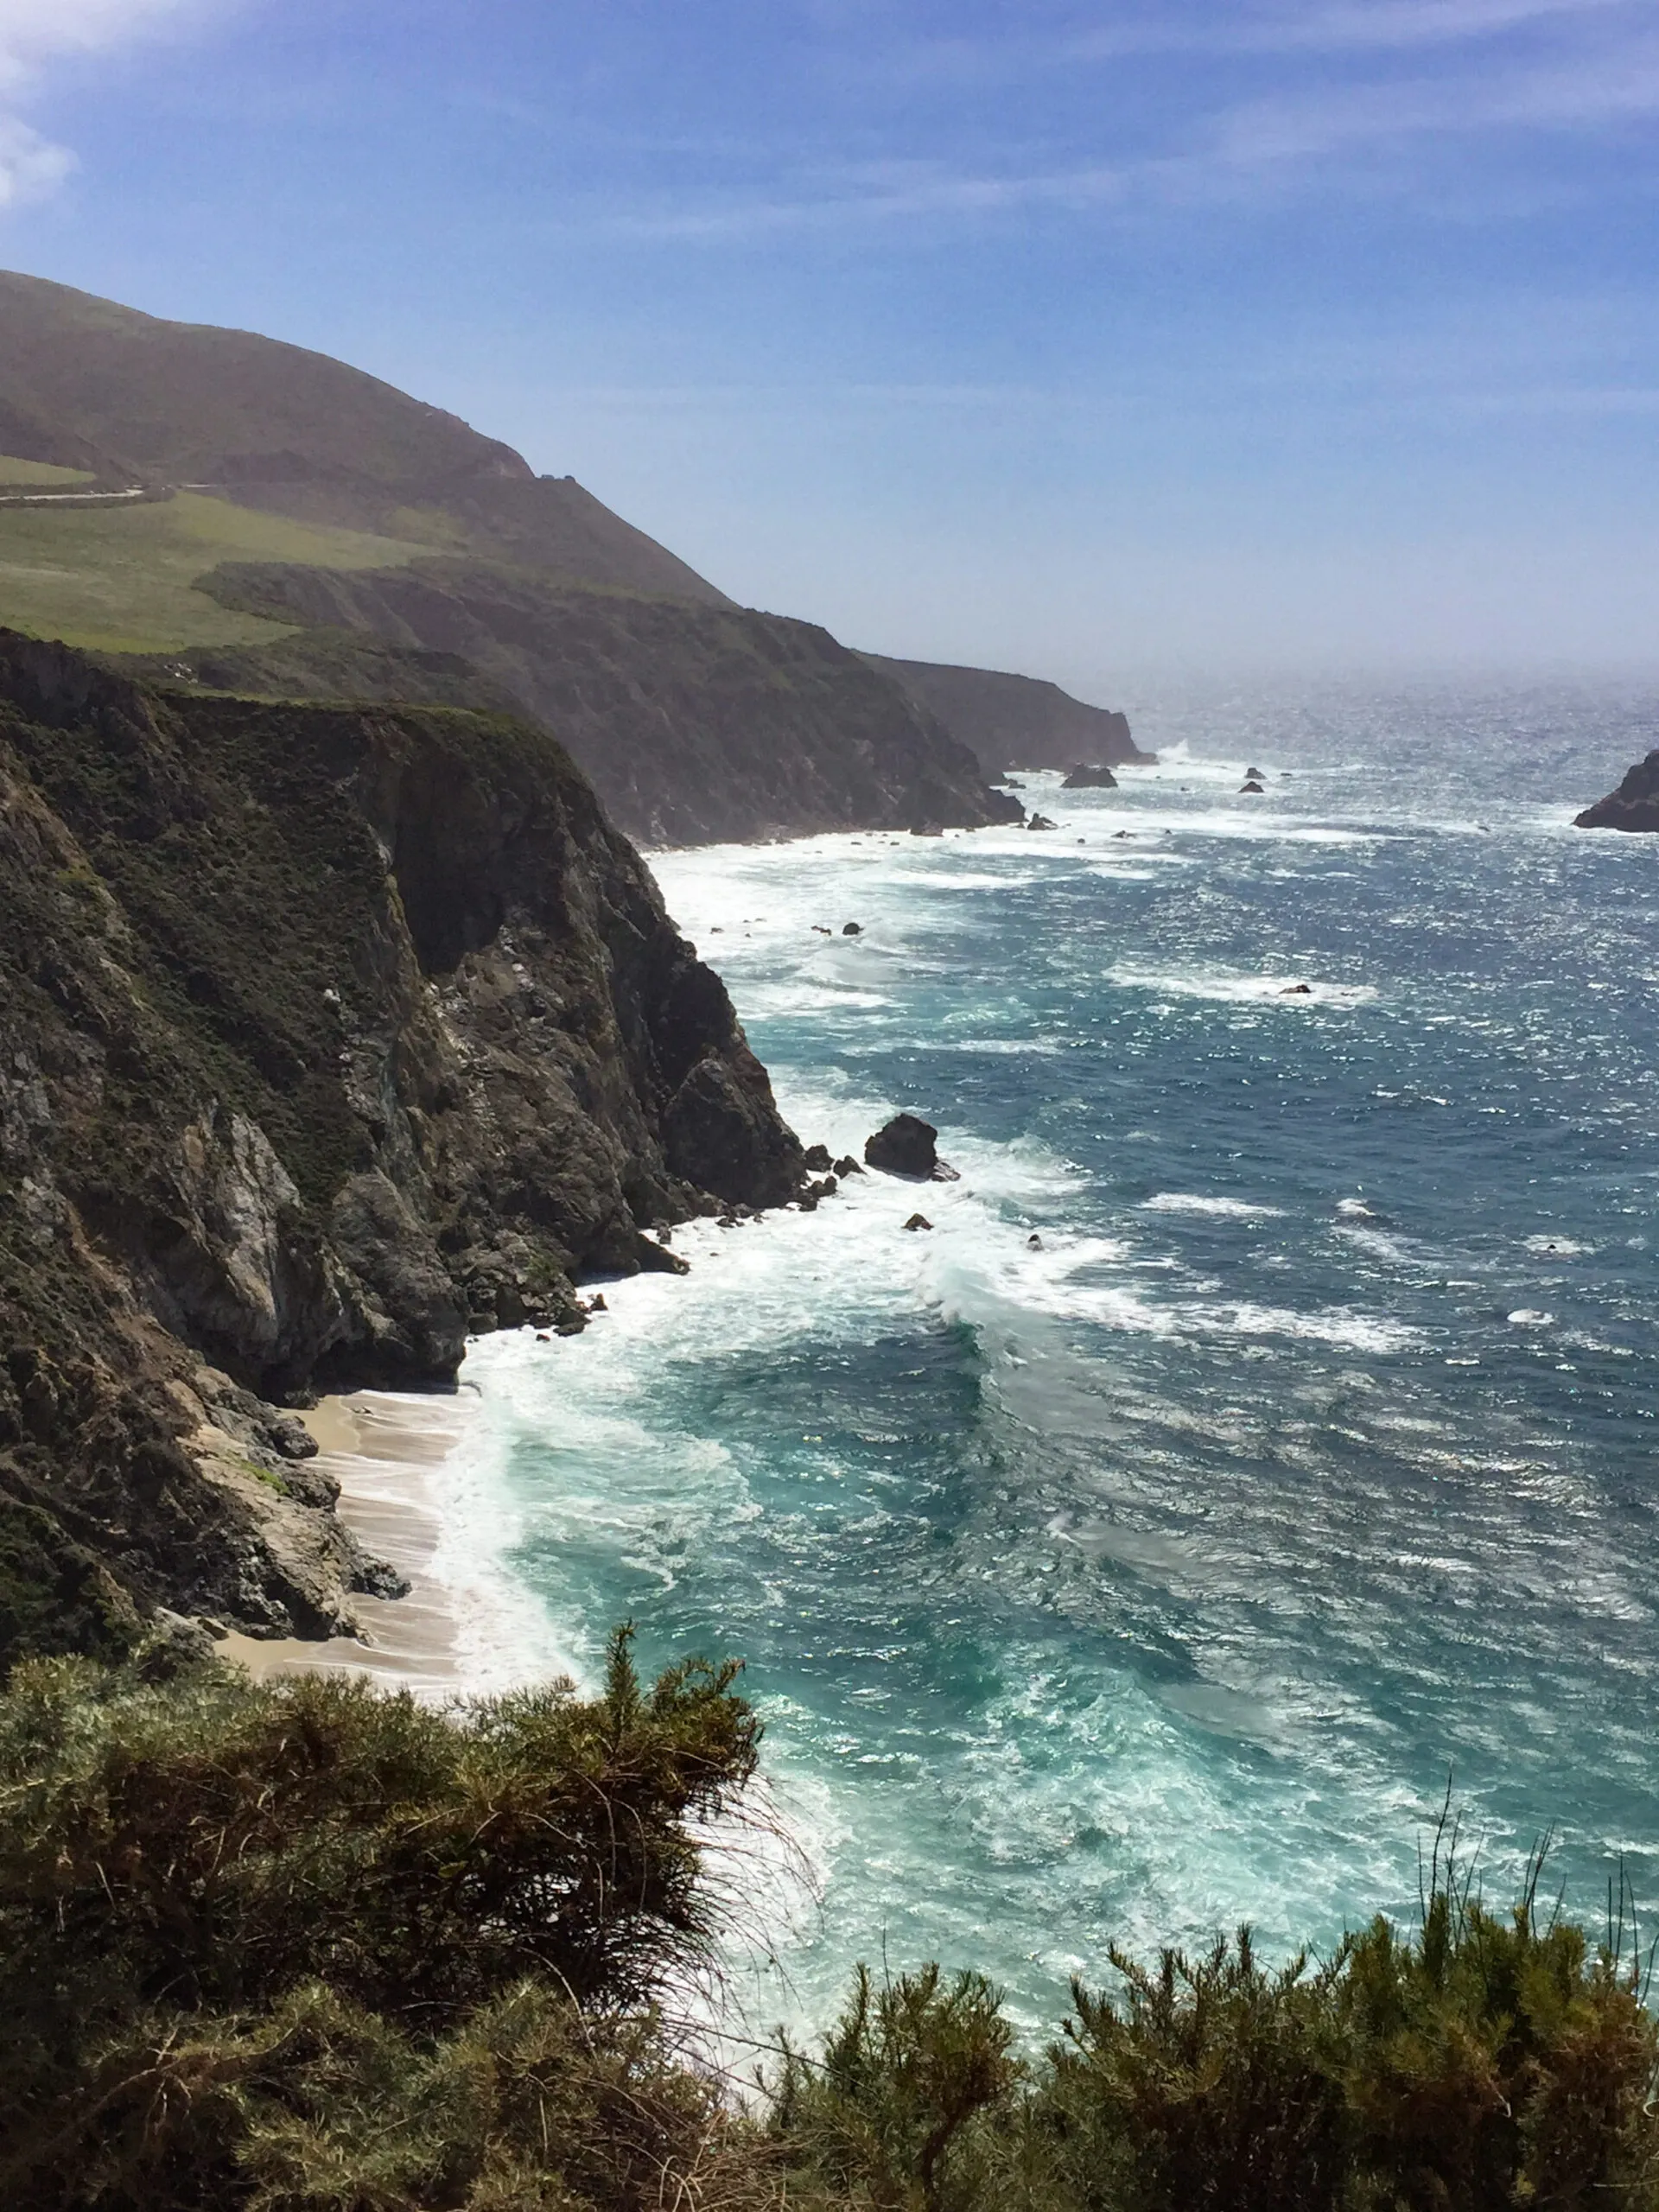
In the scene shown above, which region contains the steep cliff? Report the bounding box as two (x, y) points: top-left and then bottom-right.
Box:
(1574, 752), (1659, 832)
(0, 632), (803, 1662)
(863, 654), (1150, 776)
(186, 562), (1024, 844)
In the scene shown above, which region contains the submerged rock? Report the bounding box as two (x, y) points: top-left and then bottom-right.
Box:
(1281, 982), (1313, 995)
(1575, 750), (1659, 832)
(1061, 763), (1118, 789)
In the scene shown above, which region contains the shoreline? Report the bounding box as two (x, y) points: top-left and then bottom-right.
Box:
(219, 1390), (482, 1695)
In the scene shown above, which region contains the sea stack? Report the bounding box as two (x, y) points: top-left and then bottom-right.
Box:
(865, 1113), (960, 1181)
(1575, 751), (1659, 831)
(1061, 763), (1119, 789)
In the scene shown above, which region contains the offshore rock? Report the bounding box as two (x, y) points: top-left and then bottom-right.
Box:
(1061, 763), (1118, 789)
(864, 1114), (958, 1183)
(1027, 813), (1058, 832)
(0, 632), (804, 1662)
(1575, 751), (1659, 832)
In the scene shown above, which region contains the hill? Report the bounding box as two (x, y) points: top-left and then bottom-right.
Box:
(0, 270), (728, 602)
(0, 272), (1026, 842)
(866, 652), (1150, 774)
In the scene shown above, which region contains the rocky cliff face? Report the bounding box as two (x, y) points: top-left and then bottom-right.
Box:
(862, 655), (1150, 776)
(0, 632), (803, 1663)
(1574, 752), (1659, 832)
(186, 563), (1023, 845)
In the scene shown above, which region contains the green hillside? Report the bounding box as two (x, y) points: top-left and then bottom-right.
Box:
(0, 488), (430, 652)
(0, 455), (92, 487)
(0, 270), (730, 605)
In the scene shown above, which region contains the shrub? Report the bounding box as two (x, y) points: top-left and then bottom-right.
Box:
(0, 1627), (764, 2209)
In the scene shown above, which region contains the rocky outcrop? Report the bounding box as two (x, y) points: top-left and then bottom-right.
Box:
(863, 655), (1152, 776)
(0, 632), (804, 1662)
(1575, 752), (1659, 832)
(864, 1115), (959, 1183)
(181, 563), (1023, 847)
(1062, 764), (1118, 789)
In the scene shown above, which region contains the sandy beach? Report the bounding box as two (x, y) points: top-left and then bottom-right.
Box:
(219, 1390), (481, 1695)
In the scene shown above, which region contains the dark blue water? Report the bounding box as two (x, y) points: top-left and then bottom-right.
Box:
(463, 681), (1659, 2030)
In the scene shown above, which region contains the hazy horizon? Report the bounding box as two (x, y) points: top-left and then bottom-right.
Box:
(3, 1), (1657, 683)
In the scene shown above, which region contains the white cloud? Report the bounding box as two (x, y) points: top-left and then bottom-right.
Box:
(0, 113), (72, 203)
(0, 0), (219, 205)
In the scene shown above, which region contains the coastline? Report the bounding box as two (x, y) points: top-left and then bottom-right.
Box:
(219, 1390), (487, 1696)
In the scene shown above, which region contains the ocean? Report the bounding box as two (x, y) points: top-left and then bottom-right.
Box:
(454, 677), (1659, 2037)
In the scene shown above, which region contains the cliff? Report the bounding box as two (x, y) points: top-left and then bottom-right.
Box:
(182, 563), (1024, 845)
(0, 631), (803, 1663)
(864, 654), (1150, 775)
(1574, 751), (1659, 832)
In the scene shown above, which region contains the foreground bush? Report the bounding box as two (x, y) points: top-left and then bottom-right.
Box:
(0, 1630), (768, 2209)
(1, 1637), (1655, 2211)
(771, 1870), (1659, 2212)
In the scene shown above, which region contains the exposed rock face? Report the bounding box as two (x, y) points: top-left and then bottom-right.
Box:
(0, 632), (803, 1661)
(1575, 752), (1659, 832)
(186, 564), (1024, 847)
(1062, 763), (1118, 789)
(864, 655), (1153, 775)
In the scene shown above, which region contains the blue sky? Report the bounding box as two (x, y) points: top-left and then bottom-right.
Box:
(3, 1), (1658, 682)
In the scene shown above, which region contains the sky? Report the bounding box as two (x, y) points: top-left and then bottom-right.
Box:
(2, 0), (1658, 685)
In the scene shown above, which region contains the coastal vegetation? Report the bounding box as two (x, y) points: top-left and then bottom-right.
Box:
(0, 482), (428, 653)
(1, 1636), (1653, 2210)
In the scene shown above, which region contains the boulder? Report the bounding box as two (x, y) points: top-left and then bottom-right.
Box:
(1281, 982), (1313, 995)
(1245, 765), (1266, 780)
(1061, 763), (1118, 789)
(904, 1213), (933, 1232)
(865, 1113), (957, 1181)
(803, 1143), (834, 1172)
(1027, 812), (1058, 831)
(1239, 780), (1264, 794)
(833, 1155), (863, 1177)
(842, 921), (862, 935)
(1575, 750), (1659, 832)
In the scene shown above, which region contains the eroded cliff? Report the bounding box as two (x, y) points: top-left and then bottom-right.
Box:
(0, 632), (803, 1662)
(182, 562), (1023, 844)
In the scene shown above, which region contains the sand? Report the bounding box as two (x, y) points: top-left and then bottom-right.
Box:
(217, 1390), (479, 1696)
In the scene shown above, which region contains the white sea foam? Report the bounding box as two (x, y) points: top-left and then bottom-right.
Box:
(1141, 1192), (1286, 1219)
(1109, 966), (1376, 1007)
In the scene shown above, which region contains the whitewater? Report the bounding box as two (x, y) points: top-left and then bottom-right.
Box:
(447, 677), (1658, 2035)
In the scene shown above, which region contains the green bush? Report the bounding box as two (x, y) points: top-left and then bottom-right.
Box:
(2, 1634), (1655, 2212)
(0, 1628), (766, 2209)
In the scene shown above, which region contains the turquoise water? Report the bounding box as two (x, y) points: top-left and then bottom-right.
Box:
(462, 681), (1659, 2032)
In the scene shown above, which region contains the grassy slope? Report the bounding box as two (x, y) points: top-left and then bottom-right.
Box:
(0, 490), (430, 652)
(0, 454), (93, 486)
